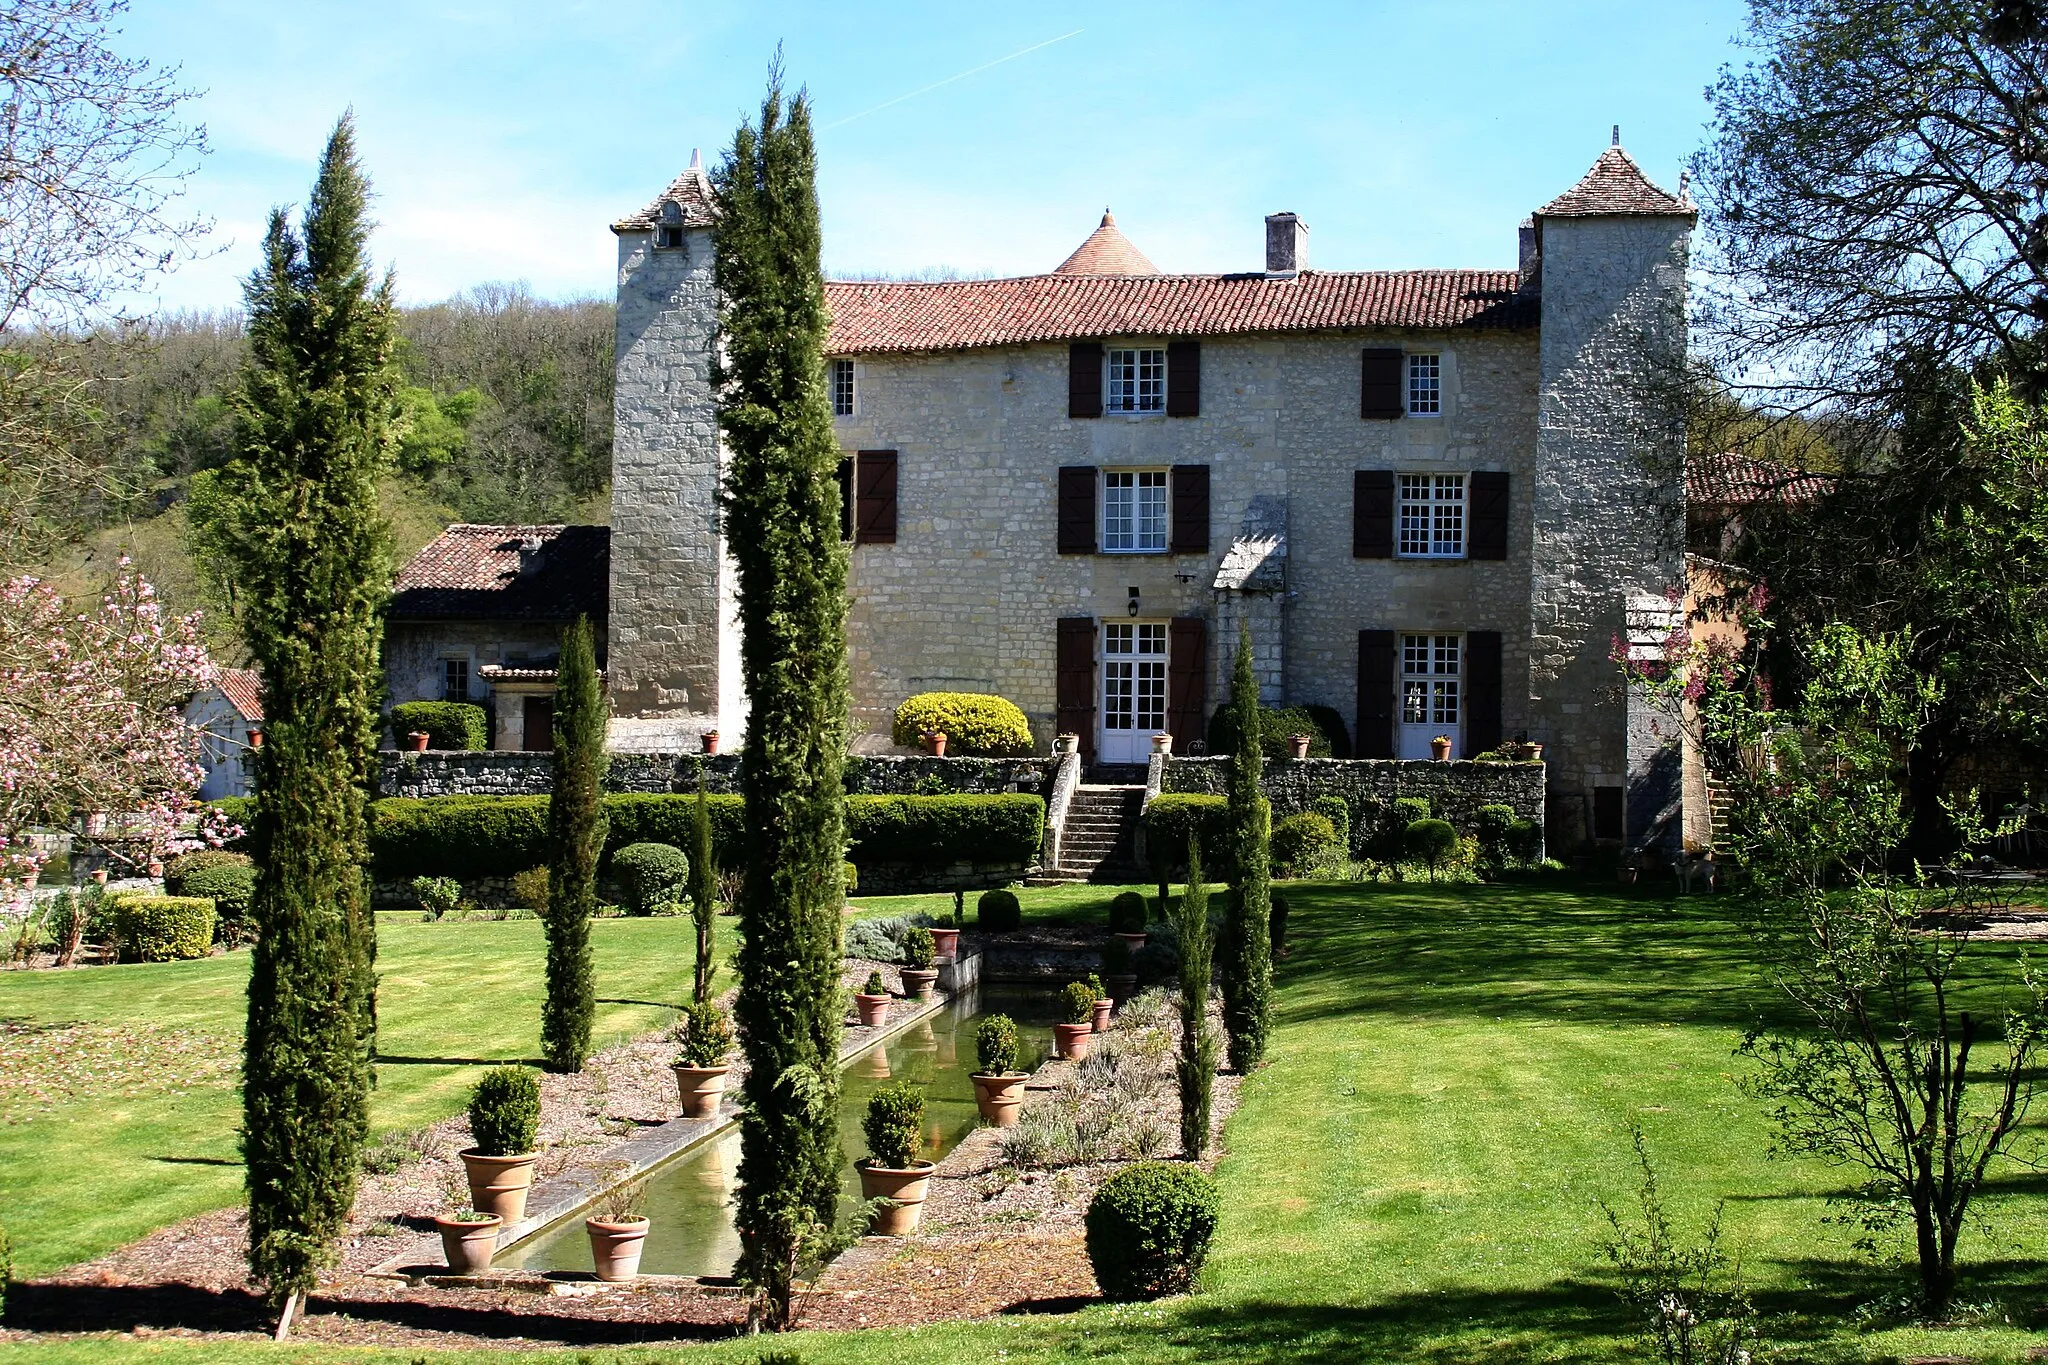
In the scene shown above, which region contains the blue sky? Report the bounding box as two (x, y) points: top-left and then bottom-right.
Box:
(123, 0), (1753, 312)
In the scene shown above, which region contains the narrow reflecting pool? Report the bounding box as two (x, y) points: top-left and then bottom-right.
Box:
(498, 984), (1055, 1279)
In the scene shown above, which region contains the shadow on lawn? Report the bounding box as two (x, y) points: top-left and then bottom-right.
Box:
(373, 1054), (548, 1067)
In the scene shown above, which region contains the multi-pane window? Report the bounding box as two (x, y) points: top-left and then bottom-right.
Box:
(1103, 622), (1168, 733)
(1398, 473), (1466, 557)
(831, 359), (855, 417)
(1408, 353), (1441, 414)
(442, 657), (469, 703)
(1106, 347), (1166, 412)
(1102, 470), (1168, 552)
(1401, 634), (1461, 726)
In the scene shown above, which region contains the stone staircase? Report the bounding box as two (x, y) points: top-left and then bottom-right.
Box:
(1041, 784), (1146, 883)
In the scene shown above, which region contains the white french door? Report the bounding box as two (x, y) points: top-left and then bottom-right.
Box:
(1399, 633), (1461, 758)
(1100, 621), (1168, 764)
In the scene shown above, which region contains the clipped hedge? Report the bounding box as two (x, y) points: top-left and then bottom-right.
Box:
(367, 792), (1045, 881)
(114, 895), (218, 962)
(1205, 701), (1351, 760)
(1142, 794), (1231, 875)
(889, 691), (1034, 757)
(389, 701), (489, 750)
(180, 863), (258, 943)
(1085, 1160), (1221, 1300)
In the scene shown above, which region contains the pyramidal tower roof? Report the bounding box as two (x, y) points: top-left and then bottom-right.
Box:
(612, 148), (718, 233)
(1536, 141), (1692, 219)
(1051, 210), (1161, 276)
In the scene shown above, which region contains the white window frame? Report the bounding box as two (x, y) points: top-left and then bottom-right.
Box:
(1101, 620), (1169, 762)
(1102, 468), (1169, 553)
(830, 358), (855, 417)
(1105, 346), (1166, 414)
(1397, 473), (1466, 558)
(1408, 353), (1441, 415)
(1399, 632), (1462, 758)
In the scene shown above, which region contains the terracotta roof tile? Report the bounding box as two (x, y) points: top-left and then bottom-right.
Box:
(823, 269), (1533, 355)
(1052, 211), (1160, 276)
(1686, 451), (1835, 506)
(612, 153), (717, 233)
(215, 667), (263, 723)
(1537, 145), (1692, 219)
(390, 524), (610, 622)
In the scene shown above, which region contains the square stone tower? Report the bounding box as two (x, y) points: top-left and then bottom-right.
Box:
(606, 155), (730, 746)
(1527, 140), (1693, 851)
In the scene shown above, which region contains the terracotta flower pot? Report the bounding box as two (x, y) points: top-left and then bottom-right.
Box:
(147, 861), (163, 879)
(406, 731), (430, 753)
(929, 926), (960, 962)
(1514, 740), (1544, 762)
(1053, 1021), (1093, 1061)
(854, 992), (891, 1028)
(1151, 732), (1172, 755)
(1288, 733), (1312, 759)
(921, 731), (948, 757)
(970, 1072), (1027, 1127)
(460, 1150), (539, 1224)
(1055, 733), (1080, 756)
(671, 1063), (731, 1120)
(1113, 930), (1148, 952)
(857, 1159), (935, 1235)
(435, 1213), (501, 1276)
(586, 1216), (649, 1281)
(247, 728), (263, 748)
(1431, 737), (1453, 761)
(1091, 998), (1113, 1033)
(900, 967), (938, 999)
(1106, 971), (1137, 1000)
(702, 729), (719, 755)
(90, 869), (108, 887)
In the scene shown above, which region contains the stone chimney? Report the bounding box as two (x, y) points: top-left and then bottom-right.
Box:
(518, 534), (546, 576)
(1518, 216), (1541, 291)
(1264, 212), (1308, 277)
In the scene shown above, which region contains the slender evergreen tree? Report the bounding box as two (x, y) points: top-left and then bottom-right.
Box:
(1176, 834), (1218, 1159)
(224, 114), (395, 1318)
(713, 70), (850, 1331)
(689, 772), (717, 1004)
(1223, 623), (1273, 1072)
(542, 614), (607, 1071)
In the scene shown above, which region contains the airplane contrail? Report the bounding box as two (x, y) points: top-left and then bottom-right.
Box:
(820, 28), (1085, 131)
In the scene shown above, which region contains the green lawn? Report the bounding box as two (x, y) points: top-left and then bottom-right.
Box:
(849, 880), (1149, 928)
(6, 880), (2048, 1363)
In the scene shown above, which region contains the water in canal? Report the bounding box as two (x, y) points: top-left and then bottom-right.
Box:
(498, 984), (1055, 1279)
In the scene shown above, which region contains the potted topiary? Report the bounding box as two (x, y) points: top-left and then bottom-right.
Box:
(856, 1080), (934, 1235)
(930, 890), (963, 962)
(671, 1002), (734, 1119)
(1431, 734), (1453, 761)
(1085, 973), (1113, 1033)
(1053, 980), (1097, 1061)
(899, 925), (938, 999)
(1102, 935), (1137, 1000)
(462, 1067), (541, 1223)
(1109, 890), (1148, 950)
(585, 1167), (650, 1281)
(855, 969), (891, 1028)
(969, 1013), (1026, 1127)
(435, 1204), (501, 1276)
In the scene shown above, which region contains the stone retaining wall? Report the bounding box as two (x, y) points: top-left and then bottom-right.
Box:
(377, 751), (1054, 800)
(1159, 756), (1545, 833)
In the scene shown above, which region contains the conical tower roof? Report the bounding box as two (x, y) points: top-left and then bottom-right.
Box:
(1536, 144), (1691, 219)
(1051, 210), (1160, 275)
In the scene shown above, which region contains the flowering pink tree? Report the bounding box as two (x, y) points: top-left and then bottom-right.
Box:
(0, 561), (223, 892)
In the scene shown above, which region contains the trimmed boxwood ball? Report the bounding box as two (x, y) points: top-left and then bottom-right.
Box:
(468, 1066), (540, 1156)
(1108, 890), (1148, 934)
(1405, 818), (1458, 865)
(162, 848), (251, 896)
(862, 1080), (925, 1169)
(1507, 818), (1543, 863)
(389, 700), (489, 750)
(1085, 1160), (1221, 1300)
(611, 841), (690, 915)
(1271, 811), (1339, 874)
(890, 691), (1034, 757)
(114, 896), (217, 961)
(179, 863), (258, 944)
(977, 888), (1022, 932)
(1311, 795), (1351, 849)
(900, 924), (937, 970)
(976, 1014), (1019, 1074)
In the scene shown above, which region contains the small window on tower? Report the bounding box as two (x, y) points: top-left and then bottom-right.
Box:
(657, 201), (684, 250)
(831, 359), (855, 417)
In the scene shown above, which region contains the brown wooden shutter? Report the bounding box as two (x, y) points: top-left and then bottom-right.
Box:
(1058, 466), (1098, 554)
(1167, 616), (1206, 744)
(1468, 471), (1509, 560)
(1464, 630), (1502, 757)
(1357, 630), (1397, 759)
(836, 457), (853, 541)
(1353, 470), (1394, 558)
(1170, 464), (1209, 554)
(1166, 341), (1200, 417)
(1056, 617), (1097, 759)
(1069, 342), (1103, 418)
(1360, 347), (1405, 419)
(854, 450), (897, 545)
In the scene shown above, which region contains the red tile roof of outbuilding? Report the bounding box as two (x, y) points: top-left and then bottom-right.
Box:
(389, 524), (610, 622)
(215, 667), (264, 723)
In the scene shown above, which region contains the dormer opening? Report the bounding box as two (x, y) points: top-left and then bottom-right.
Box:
(657, 200), (684, 250)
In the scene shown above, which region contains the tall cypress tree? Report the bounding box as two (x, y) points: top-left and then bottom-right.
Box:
(225, 114), (394, 1315)
(542, 614), (606, 1072)
(713, 71), (849, 1331)
(1176, 834), (1218, 1159)
(690, 773), (717, 1004)
(1223, 623), (1273, 1072)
